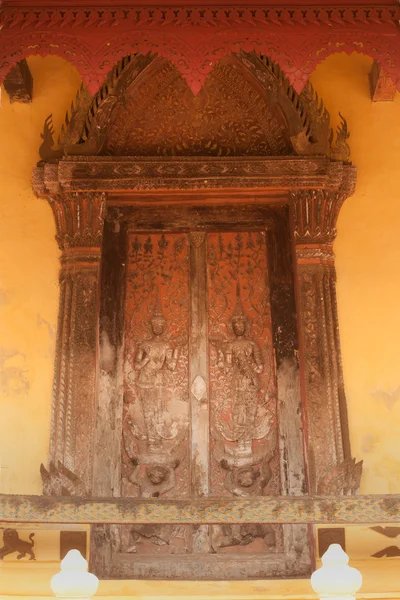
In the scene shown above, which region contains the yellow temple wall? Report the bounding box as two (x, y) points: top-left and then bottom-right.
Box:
(0, 57), (81, 495)
(1, 52), (400, 598)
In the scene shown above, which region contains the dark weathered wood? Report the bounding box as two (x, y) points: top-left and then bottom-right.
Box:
(370, 60), (397, 102)
(267, 209), (307, 497)
(266, 210), (312, 572)
(1, 495), (400, 525)
(3, 59), (33, 103)
(318, 527), (345, 558)
(124, 204), (280, 231)
(92, 217), (127, 497)
(60, 530), (87, 559)
(33, 156), (351, 195)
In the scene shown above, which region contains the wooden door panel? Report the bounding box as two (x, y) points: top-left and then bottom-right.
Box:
(92, 207), (311, 579)
(207, 231), (283, 555)
(122, 232), (190, 499)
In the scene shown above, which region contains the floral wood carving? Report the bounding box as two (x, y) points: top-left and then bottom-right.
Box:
(207, 232), (278, 497)
(1, 4), (400, 96)
(49, 192), (106, 250)
(38, 51), (351, 164)
(122, 233), (190, 498)
(46, 192), (106, 488)
(290, 185), (362, 494)
(291, 185), (356, 246)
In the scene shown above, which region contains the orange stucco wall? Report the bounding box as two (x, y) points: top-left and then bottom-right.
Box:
(0, 57), (81, 494)
(0, 52), (400, 597)
(310, 54), (400, 495)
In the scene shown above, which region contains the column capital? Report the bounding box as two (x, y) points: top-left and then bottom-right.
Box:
(290, 186), (353, 248)
(48, 192), (106, 251)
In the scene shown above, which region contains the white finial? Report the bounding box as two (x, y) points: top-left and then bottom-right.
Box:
(51, 550), (99, 600)
(311, 544), (362, 600)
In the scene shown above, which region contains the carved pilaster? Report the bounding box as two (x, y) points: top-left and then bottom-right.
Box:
(290, 187), (362, 495)
(48, 192), (106, 491)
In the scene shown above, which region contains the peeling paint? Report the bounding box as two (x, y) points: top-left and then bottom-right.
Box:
(361, 433), (380, 454)
(0, 349), (29, 396)
(371, 386), (400, 410)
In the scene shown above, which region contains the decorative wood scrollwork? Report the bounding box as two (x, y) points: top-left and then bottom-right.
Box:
(1, 3), (400, 95)
(290, 187), (362, 494)
(46, 192), (106, 488)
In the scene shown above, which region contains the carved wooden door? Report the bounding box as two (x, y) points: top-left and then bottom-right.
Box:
(92, 205), (311, 579)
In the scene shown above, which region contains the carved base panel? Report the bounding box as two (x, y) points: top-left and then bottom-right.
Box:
(91, 524), (311, 580)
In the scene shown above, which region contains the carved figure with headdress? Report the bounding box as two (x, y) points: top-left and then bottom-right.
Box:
(215, 282), (265, 455)
(133, 289), (179, 449)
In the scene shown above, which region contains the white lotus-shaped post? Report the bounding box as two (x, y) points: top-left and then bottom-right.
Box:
(311, 544), (362, 600)
(51, 550), (99, 600)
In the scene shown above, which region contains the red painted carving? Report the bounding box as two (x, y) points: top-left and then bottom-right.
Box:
(45, 192), (106, 488)
(120, 232), (191, 556)
(208, 231), (282, 556)
(1, 3), (400, 95)
(370, 59), (397, 101)
(33, 48), (359, 579)
(122, 232), (190, 500)
(207, 232), (278, 497)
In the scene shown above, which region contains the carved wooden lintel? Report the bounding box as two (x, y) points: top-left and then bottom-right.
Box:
(370, 60), (397, 102)
(3, 59), (32, 104)
(47, 192), (106, 490)
(33, 156), (351, 195)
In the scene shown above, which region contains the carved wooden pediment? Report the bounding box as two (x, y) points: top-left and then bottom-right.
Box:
(37, 51), (350, 165)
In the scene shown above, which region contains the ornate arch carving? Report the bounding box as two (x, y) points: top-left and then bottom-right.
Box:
(36, 51), (351, 163)
(0, 33), (96, 90)
(1, 3), (400, 95)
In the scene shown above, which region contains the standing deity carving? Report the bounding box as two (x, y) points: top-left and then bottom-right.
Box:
(207, 232), (279, 506)
(216, 283), (265, 457)
(133, 292), (179, 450)
(120, 233), (190, 555)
